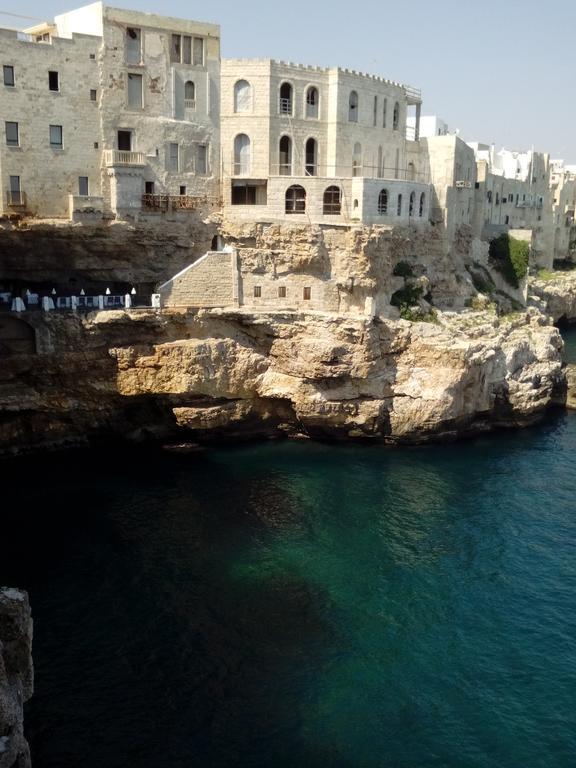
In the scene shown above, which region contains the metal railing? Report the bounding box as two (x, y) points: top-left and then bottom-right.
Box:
(279, 98), (292, 115)
(142, 194), (201, 211)
(102, 150), (146, 167)
(6, 191), (26, 207)
(184, 99), (196, 110)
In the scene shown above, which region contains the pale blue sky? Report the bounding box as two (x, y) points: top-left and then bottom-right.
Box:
(2, 0), (574, 161)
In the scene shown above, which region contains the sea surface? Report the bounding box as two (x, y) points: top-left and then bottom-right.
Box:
(3, 363), (576, 767)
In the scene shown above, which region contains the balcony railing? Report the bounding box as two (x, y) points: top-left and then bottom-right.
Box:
(279, 98), (292, 115)
(6, 190), (26, 207)
(102, 150), (146, 167)
(184, 99), (196, 110)
(142, 194), (200, 211)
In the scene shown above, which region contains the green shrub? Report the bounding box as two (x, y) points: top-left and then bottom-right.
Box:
(392, 261), (414, 278)
(390, 284), (423, 309)
(400, 307), (438, 323)
(488, 234), (529, 288)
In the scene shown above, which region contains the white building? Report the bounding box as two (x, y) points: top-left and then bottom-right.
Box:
(407, 115), (450, 139)
(220, 59), (431, 226)
(0, 2), (220, 220)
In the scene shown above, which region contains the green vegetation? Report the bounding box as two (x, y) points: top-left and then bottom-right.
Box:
(488, 234), (529, 288)
(392, 261), (414, 278)
(390, 284), (423, 309)
(537, 268), (557, 281)
(399, 307), (439, 323)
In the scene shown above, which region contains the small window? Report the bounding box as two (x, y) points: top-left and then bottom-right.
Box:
(90, 89), (97, 101)
(349, 90), (358, 122)
(49, 124), (62, 148)
(323, 186), (341, 215)
(234, 80), (252, 113)
(179, 185), (186, 195)
(397, 194), (402, 216)
(378, 188), (388, 215)
(145, 181), (155, 194)
(184, 80), (195, 108)
(409, 191), (415, 217)
(254, 286), (262, 298)
(48, 71), (59, 91)
(167, 142), (179, 172)
(196, 144), (208, 174)
(78, 176), (89, 196)
(382, 98), (387, 128)
(419, 192), (425, 217)
(278, 286), (287, 298)
(373, 95), (378, 126)
(393, 101), (400, 131)
(279, 82), (292, 115)
(183, 36), (192, 65)
(285, 185), (306, 214)
(170, 34), (181, 63)
(306, 86), (319, 118)
(5, 121), (19, 146)
(193, 37), (204, 66)
(303, 287), (311, 301)
(127, 73), (143, 108)
(89, 53), (96, 59)
(126, 27), (142, 65)
(3, 65), (14, 87)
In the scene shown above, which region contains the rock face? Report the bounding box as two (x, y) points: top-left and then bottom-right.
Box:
(0, 304), (563, 455)
(530, 271), (576, 323)
(0, 589), (33, 768)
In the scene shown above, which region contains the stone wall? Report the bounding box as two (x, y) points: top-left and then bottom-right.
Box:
(159, 251), (235, 307)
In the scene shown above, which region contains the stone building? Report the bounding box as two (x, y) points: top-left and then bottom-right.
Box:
(0, 2), (220, 220)
(220, 59), (431, 226)
(549, 160), (576, 264)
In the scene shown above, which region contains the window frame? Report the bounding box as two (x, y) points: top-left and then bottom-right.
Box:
(48, 70), (59, 92)
(5, 121), (19, 147)
(49, 124), (63, 149)
(127, 72), (143, 109)
(3, 65), (14, 87)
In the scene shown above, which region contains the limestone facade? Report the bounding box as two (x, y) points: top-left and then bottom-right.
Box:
(0, 2), (220, 220)
(220, 59), (430, 226)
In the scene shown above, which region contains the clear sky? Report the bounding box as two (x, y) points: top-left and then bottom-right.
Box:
(1, 0), (574, 161)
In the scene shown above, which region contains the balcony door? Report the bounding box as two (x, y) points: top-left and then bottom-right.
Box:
(117, 130), (132, 151)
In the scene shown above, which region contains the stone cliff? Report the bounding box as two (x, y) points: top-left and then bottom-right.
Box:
(0, 304), (563, 455)
(0, 589), (33, 768)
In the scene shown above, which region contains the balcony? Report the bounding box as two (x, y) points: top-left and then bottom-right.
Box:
(102, 150), (146, 167)
(184, 99), (196, 110)
(142, 194), (200, 211)
(6, 191), (26, 208)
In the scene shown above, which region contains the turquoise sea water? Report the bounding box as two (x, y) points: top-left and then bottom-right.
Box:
(2, 412), (576, 767)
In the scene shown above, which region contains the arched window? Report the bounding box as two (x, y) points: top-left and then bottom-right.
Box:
(377, 146), (383, 178)
(419, 192), (425, 217)
(378, 189), (388, 215)
(323, 186), (341, 215)
(234, 79), (252, 113)
(285, 185), (306, 214)
(233, 133), (250, 176)
(352, 142), (362, 177)
(349, 90), (358, 122)
(184, 81), (195, 108)
(279, 135), (292, 175)
(397, 193), (403, 216)
(305, 138), (318, 176)
(409, 191), (416, 217)
(306, 86), (319, 119)
(279, 82), (293, 115)
(393, 101), (400, 131)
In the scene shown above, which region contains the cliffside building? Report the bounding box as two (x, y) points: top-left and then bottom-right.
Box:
(220, 59), (431, 226)
(0, 2), (220, 220)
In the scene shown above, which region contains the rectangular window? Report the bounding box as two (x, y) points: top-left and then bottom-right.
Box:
(303, 287), (311, 300)
(193, 37), (204, 66)
(253, 286), (262, 298)
(182, 36), (192, 65)
(127, 73), (143, 108)
(179, 185), (186, 195)
(49, 124), (63, 148)
(126, 27), (142, 64)
(145, 181), (155, 194)
(78, 176), (89, 196)
(3, 65), (14, 87)
(167, 142), (179, 172)
(9, 175), (20, 193)
(278, 286), (286, 298)
(196, 144), (207, 175)
(170, 34), (181, 63)
(90, 89), (97, 101)
(5, 121), (18, 146)
(373, 95), (378, 127)
(48, 71), (59, 91)
(117, 130), (132, 151)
